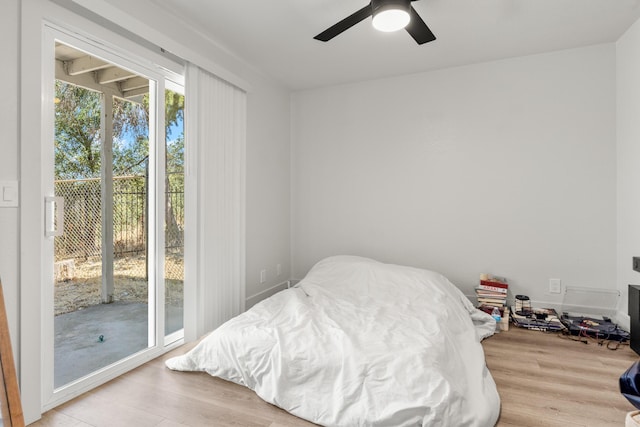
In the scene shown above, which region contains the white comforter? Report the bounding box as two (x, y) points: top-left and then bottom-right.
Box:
(166, 256), (500, 426)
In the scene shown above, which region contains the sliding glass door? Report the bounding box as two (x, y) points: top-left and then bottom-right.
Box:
(42, 27), (185, 407)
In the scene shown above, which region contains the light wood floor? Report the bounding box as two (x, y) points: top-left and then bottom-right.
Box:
(484, 326), (638, 427)
(31, 326), (638, 427)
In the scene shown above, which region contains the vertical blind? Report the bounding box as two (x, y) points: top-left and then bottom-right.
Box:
(185, 63), (246, 337)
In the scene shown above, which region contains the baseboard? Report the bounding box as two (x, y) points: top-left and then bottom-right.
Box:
(245, 281), (289, 309)
(288, 279), (301, 288)
(617, 310), (631, 331)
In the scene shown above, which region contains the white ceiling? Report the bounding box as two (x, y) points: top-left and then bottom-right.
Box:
(149, 0), (640, 90)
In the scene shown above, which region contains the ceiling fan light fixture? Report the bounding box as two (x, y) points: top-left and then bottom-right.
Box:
(371, 0), (411, 33)
(313, 0), (435, 45)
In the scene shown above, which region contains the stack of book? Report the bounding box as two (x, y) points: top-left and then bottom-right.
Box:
(476, 278), (509, 331)
(476, 278), (508, 314)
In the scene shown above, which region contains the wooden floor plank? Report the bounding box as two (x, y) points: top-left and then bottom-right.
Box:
(31, 410), (92, 427)
(30, 325), (639, 426)
(485, 327), (638, 427)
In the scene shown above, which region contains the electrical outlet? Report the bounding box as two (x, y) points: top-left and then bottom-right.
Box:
(549, 278), (562, 294)
(634, 257), (640, 273)
(260, 269), (266, 284)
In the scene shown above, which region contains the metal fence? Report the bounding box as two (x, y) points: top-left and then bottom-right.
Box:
(54, 173), (184, 279)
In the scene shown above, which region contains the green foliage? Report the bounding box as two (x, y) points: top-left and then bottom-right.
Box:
(112, 96), (150, 176)
(54, 81), (185, 180)
(165, 90), (184, 174)
(55, 81), (102, 179)
(167, 135), (184, 173)
(165, 89), (184, 136)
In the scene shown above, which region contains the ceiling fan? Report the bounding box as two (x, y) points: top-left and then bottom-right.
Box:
(314, 0), (436, 45)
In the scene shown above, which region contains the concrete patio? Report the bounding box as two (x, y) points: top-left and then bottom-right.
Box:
(54, 302), (183, 388)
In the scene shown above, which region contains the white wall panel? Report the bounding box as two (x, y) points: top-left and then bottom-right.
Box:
(616, 17), (640, 329)
(292, 44), (617, 309)
(0, 0), (20, 371)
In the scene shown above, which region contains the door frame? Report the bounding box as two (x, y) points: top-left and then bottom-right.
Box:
(42, 23), (169, 411)
(20, 2), (190, 422)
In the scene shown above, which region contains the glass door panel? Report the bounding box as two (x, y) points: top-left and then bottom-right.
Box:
(52, 42), (153, 388)
(164, 87), (184, 337)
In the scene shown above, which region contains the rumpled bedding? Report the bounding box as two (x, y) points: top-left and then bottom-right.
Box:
(166, 255), (500, 426)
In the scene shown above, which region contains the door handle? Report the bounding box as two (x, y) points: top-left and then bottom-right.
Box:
(45, 196), (64, 237)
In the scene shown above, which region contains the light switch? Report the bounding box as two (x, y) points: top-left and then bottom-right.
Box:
(0, 181), (19, 207)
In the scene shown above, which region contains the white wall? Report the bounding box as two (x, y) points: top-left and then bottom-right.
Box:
(292, 44), (617, 308)
(0, 0), (20, 362)
(245, 82), (291, 300)
(617, 18), (640, 328)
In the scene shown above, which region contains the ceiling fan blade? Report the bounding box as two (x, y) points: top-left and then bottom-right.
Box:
(405, 6), (436, 45)
(314, 4), (373, 42)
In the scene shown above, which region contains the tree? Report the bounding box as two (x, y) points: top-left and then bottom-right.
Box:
(163, 90), (185, 247)
(55, 81), (184, 178)
(54, 82), (102, 179)
(54, 82), (104, 258)
(54, 81), (152, 179)
(54, 81), (186, 257)
(165, 90), (184, 140)
(112, 96), (150, 176)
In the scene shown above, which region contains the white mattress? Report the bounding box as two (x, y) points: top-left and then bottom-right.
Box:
(166, 256), (500, 426)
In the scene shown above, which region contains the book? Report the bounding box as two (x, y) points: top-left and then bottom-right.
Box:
(476, 292), (507, 298)
(480, 279), (508, 289)
(476, 288), (507, 296)
(478, 286), (508, 294)
(477, 298), (507, 306)
(477, 295), (507, 301)
(475, 288), (506, 297)
(479, 280), (508, 294)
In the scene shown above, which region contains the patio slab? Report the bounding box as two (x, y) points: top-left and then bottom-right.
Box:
(54, 302), (183, 388)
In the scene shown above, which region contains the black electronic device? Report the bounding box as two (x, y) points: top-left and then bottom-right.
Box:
(560, 312), (629, 343)
(629, 285), (640, 355)
(510, 307), (564, 332)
